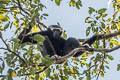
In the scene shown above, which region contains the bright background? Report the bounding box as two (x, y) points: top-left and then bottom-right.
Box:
(0, 0), (120, 80)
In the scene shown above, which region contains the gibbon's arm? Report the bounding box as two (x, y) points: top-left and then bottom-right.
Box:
(18, 26), (32, 40)
(18, 26), (48, 44)
(82, 35), (99, 46)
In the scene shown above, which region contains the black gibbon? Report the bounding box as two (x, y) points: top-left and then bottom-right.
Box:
(18, 25), (98, 57)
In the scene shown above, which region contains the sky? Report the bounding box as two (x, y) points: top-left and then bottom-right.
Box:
(0, 0), (120, 80)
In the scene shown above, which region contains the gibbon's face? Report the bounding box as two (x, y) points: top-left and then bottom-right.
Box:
(49, 25), (62, 38)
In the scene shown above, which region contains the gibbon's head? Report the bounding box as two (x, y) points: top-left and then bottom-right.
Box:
(48, 25), (63, 38)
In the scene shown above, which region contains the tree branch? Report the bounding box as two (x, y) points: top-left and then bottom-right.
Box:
(16, 0), (48, 29)
(0, 36), (27, 65)
(53, 45), (120, 64)
(0, 75), (4, 77)
(16, 0), (30, 15)
(97, 30), (120, 40)
(78, 30), (120, 42)
(92, 45), (120, 53)
(20, 66), (49, 76)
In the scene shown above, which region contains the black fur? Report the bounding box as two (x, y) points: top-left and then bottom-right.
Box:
(18, 25), (97, 57)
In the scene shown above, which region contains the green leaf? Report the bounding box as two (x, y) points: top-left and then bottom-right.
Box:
(86, 27), (91, 36)
(34, 53), (41, 58)
(117, 64), (120, 71)
(95, 27), (98, 32)
(31, 8), (39, 21)
(55, 0), (61, 6)
(76, 2), (80, 9)
(98, 8), (107, 14)
(0, 14), (9, 22)
(20, 43), (27, 48)
(33, 34), (45, 42)
(0, 58), (5, 73)
(104, 61), (109, 64)
(0, 0), (10, 4)
(11, 38), (20, 43)
(42, 13), (48, 16)
(102, 14), (108, 17)
(91, 22), (95, 27)
(13, 43), (19, 51)
(0, 32), (2, 37)
(100, 71), (104, 78)
(87, 71), (91, 80)
(69, 1), (75, 6)
(46, 68), (51, 77)
(0, 3), (5, 8)
(85, 17), (92, 23)
(81, 57), (87, 60)
(110, 42), (113, 48)
(113, 12), (118, 20)
(107, 55), (114, 60)
(0, 8), (8, 14)
(88, 7), (95, 15)
(37, 44), (43, 51)
(10, 22), (13, 29)
(76, 0), (82, 9)
(7, 69), (13, 80)
(41, 57), (53, 66)
(101, 22), (105, 28)
(107, 18), (111, 22)
(89, 7), (95, 11)
(62, 31), (67, 39)
(105, 66), (110, 69)
(4, 22), (10, 30)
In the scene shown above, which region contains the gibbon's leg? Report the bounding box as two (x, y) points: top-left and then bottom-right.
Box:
(41, 36), (56, 57)
(74, 35), (102, 57)
(62, 37), (80, 56)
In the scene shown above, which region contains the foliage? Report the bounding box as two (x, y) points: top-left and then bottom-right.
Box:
(0, 0), (120, 80)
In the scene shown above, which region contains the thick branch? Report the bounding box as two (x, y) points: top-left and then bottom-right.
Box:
(97, 30), (120, 40)
(78, 30), (120, 42)
(54, 45), (120, 64)
(92, 45), (120, 53)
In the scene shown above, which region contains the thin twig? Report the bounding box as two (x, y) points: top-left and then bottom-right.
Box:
(96, 39), (106, 80)
(16, 0), (48, 29)
(0, 66), (49, 77)
(16, 0), (30, 15)
(3, 6), (19, 9)
(36, 19), (48, 29)
(21, 66), (49, 76)
(0, 37), (27, 65)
